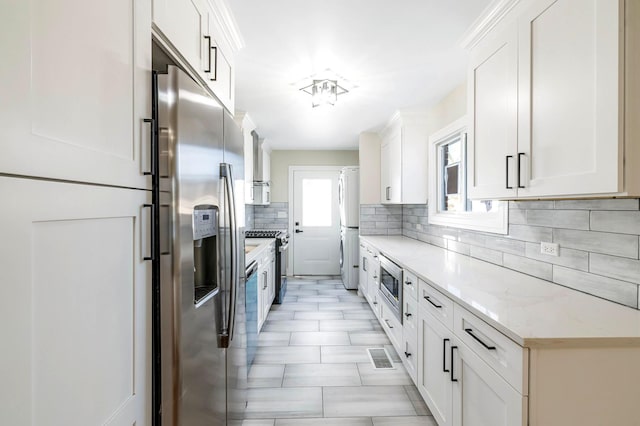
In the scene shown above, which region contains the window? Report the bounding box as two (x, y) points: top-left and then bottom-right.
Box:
(429, 117), (507, 234)
(301, 178), (332, 226)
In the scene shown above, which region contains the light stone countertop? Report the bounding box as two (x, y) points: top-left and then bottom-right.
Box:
(245, 238), (275, 266)
(361, 235), (640, 348)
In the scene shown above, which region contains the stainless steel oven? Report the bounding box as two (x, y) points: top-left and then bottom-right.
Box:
(379, 254), (403, 321)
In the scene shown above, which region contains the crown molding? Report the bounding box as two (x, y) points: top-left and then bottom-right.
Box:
(234, 111), (257, 132)
(206, 0), (245, 52)
(459, 0), (521, 50)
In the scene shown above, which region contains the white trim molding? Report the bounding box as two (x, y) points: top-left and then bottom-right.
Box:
(206, 0), (245, 52)
(428, 116), (508, 234)
(459, 0), (521, 49)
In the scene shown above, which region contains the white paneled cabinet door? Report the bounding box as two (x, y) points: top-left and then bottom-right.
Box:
(516, 0), (621, 197)
(0, 0), (151, 189)
(153, 0), (204, 71)
(0, 177), (151, 425)
(467, 24), (518, 199)
(451, 338), (525, 426)
(380, 127), (402, 204)
(418, 311), (453, 426)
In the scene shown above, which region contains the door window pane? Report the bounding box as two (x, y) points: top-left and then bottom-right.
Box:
(302, 178), (332, 226)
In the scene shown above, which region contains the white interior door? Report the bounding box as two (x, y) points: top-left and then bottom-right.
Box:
(291, 168), (341, 275)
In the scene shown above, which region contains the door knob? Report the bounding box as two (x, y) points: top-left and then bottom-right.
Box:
(295, 229), (303, 233)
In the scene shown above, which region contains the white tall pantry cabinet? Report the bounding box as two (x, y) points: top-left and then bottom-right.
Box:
(0, 1), (154, 424)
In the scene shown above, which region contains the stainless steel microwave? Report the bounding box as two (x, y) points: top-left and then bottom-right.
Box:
(379, 254), (403, 321)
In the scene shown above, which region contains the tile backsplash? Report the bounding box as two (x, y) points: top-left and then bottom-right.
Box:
(401, 200), (640, 309)
(359, 204), (403, 236)
(253, 202), (289, 231)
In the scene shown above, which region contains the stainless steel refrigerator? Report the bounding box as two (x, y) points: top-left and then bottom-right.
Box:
(154, 65), (246, 426)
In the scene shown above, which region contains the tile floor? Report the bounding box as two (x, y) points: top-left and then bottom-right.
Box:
(244, 277), (438, 426)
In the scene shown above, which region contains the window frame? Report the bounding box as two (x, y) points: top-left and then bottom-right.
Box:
(428, 117), (508, 234)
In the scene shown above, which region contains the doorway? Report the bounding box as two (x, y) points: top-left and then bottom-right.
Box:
(289, 166), (342, 275)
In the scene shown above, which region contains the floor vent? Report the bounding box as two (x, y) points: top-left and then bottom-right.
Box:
(367, 348), (395, 369)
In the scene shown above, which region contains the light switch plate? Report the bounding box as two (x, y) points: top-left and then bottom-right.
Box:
(540, 242), (559, 257)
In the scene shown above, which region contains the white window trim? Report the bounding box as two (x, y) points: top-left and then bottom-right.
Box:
(428, 117), (508, 234)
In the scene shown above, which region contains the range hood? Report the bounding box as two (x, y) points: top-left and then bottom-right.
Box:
(252, 130), (267, 182)
(251, 130), (270, 205)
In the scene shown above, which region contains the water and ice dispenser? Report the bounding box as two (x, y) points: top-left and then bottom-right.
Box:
(193, 205), (218, 304)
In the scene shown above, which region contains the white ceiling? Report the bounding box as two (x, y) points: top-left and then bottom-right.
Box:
(229, 0), (492, 150)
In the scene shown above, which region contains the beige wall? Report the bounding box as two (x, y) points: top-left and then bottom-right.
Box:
(269, 150), (359, 202)
(426, 82), (467, 135)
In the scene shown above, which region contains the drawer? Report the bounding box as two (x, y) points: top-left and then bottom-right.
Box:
(403, 270), (418, 301)
(418, 279), (454, 329)
(379, 295), (402, 354)
(401, 333), (418, 384)
(402, 296), (418, 342)
(453, 305), (528, 393)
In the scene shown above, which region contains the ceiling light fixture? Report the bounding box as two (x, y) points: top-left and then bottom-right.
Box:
(300, 79), (348, 107)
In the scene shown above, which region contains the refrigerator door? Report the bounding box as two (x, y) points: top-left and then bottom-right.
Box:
(158, 65), (227, 426)
(223, 111), (248, 425)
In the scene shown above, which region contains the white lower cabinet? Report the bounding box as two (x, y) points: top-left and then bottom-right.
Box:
(451, 336), (526, 426)
(379, 297), (402, 354)
(0, 177), (151, 425)
(418, 309), (454, 426)
(257, 241), (275, 331)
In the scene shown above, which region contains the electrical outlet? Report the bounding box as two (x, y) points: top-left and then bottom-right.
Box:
(540, 242), (559, 257)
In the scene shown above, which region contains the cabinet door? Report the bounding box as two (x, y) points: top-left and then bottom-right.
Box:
(418, 310), (454, 426)
(153, 0), (204, 73)
(359, 245), (368, 295)
(1, 0), (152, 189)
(203, 7), (235, 112)
(467, 23), (518, 199)
(269, 250), (276, 304)
(0, 177), (151, 425)
(516, 0), (621, 197)
(380, 128), (402, 203)
(451, 338), (525, 426)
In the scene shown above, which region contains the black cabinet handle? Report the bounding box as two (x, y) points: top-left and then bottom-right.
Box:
(209, 46), (218, 81)
(443, 338), (450, 372)
(450, 345), (458, 382)
(143, 118), (155, 176)
(404, 351), (412, 358)
(423, 295), (442, 309)
(464, 328), (496, 350)
(143, 204), (154, 261)
(505, 155), (513, 189)
(517, 152), (525, 189)
(404, 312), (412, 318)
(404, 280), (413, 286)
(203, 35), (212, 73)
(384, 319), (393, 329)
(295, 229), (303, 233)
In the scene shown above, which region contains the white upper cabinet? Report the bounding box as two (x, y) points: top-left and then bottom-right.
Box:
(466, 0), (640, 199)
(0, 0), (152, 189)
(380, 112), (429, 204)
(467, 24), (518, 199)
(153, 0), (242, 113)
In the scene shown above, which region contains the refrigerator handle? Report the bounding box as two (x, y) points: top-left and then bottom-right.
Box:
(220, 163), (238, 348)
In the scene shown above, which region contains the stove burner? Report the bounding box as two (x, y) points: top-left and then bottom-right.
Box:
(245, 230), (282, 238)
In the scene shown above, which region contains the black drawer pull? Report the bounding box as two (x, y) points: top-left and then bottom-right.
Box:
(404, 351), (412, 358)
(450, 345), (458, 382)
(423, 295), (442, 309)
(443, 338), (450, 372)
(404, 312), (412, 318)
(464, 328), (496, 350)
